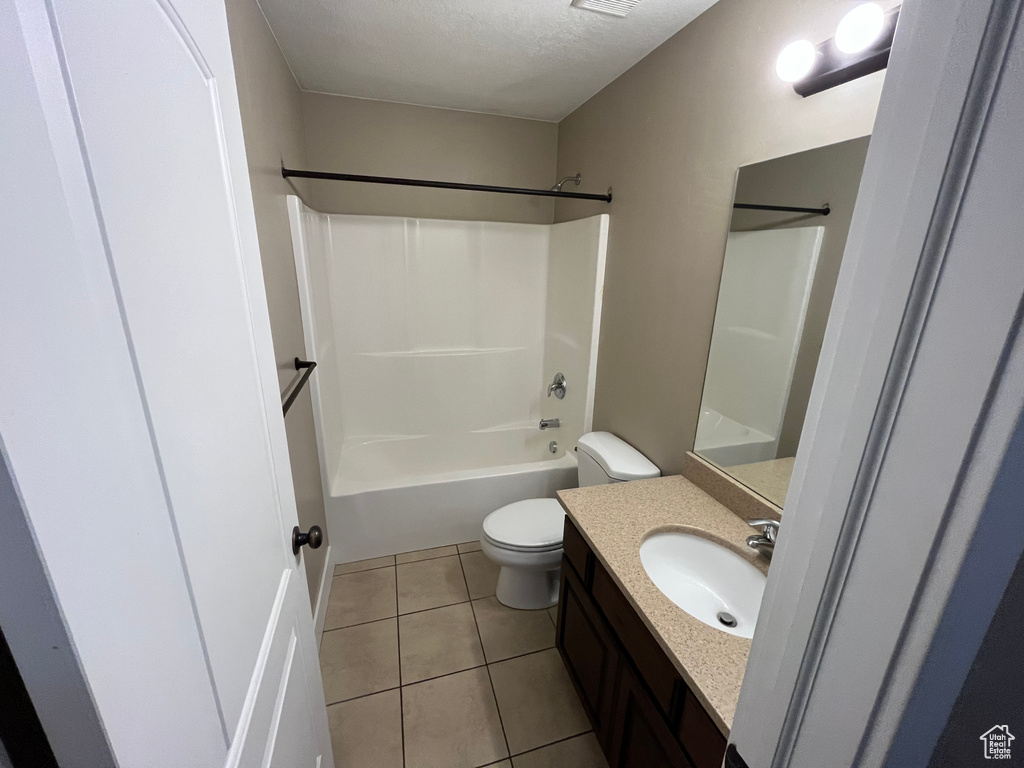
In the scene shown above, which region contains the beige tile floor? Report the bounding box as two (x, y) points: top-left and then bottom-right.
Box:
(321, 543), (609, 768)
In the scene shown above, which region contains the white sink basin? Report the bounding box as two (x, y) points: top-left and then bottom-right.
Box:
(639, 532), (766, 638)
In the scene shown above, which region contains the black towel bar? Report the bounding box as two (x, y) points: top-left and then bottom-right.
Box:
(282, 358), (316, 416)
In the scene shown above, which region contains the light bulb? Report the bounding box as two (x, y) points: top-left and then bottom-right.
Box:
(835, 3), (885, 54)
(776, 40), (817, 83)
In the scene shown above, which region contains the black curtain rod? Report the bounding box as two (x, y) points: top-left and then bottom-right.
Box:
(282, 166), (612, 203)
(733, 202), (830, 216)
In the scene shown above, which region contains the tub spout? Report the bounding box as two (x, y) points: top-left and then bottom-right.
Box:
(539, 418), (560, 430)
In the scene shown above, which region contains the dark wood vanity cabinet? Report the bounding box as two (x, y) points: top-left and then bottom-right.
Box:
(559, 551), (619, 748)
(610, 662), (692, 768)
(555, 519), (727, 768)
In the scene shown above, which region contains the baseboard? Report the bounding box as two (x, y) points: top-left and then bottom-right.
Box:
(312, 544), (332, 645)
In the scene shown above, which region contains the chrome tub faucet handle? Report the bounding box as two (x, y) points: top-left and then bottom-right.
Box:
(547, 372), (567, 399)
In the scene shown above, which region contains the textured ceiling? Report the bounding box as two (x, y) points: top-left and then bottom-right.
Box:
(256, 0), (719, 122)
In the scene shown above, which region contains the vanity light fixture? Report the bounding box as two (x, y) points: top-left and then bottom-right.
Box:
(776, 3), (900, 97)
(835, 2), (886, 54)
(775, 40), (818, 83)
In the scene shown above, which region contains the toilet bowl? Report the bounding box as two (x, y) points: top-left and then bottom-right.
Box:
(481, 432), (660, 610)
(481, 498), (565, 610)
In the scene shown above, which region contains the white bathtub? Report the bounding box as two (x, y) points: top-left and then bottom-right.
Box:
(328, 431), (578, 562)
(287, 198), (608, 565)
(334, 427), (570, 494)
(694, 407), (777, 467)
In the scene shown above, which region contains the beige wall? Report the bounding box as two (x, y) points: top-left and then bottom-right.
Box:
(301, 93), (558, 224)
(225, 0), (327, 605)
(554, 0), (896, 474)
(731, 136), (871, 457)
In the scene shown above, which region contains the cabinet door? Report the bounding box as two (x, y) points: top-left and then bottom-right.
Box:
(678, 690), (728, 768)
(556, 559), (619, 748)
(609, 664), (693, 768)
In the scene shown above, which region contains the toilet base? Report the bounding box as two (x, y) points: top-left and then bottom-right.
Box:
(480, 536), (562, 610)
(495, 565), (560, 610)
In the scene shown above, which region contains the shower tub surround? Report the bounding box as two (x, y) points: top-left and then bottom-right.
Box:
(288, 197), (608, 563)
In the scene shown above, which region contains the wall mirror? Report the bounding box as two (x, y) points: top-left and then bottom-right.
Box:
(694, 136), (871, 508)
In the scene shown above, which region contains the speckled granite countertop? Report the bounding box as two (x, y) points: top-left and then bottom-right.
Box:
(724, 457), (795, 509)
(557, 474), (769, 736)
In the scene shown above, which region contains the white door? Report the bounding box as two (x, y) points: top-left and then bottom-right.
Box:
(1, 1), (332, 767)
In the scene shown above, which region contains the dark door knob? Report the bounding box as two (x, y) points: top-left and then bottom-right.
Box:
(292, 525), (323, 555)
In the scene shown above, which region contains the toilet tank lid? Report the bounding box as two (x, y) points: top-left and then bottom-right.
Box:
(576, 432), (661, 481)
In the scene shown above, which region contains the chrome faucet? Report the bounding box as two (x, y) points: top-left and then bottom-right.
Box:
(539, 418), (560, 430)
(746, 519), (780, 559)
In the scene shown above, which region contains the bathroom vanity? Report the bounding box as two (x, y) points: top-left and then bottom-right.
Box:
(554, 475), (769, 768)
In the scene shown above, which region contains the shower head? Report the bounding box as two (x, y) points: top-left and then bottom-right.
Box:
(551, 173), (582, 192)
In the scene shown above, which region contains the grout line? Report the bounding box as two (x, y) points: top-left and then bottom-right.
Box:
(398, 595), (471, 617)
(487, 646), (556, 666)
(321, 598), (549, 654)
(485, 646), (555, 669)
(399, 682), (406, 768)
(461, 562), (489, 665)
(395, 550), (462, 566)
(323, 647), (558, 708)
(484, 663), (511, 764)
(323, 678), (590, 751)
(404, 646), (556, 690)
(506, 730), (595, 759)
(324, 684), (401, 708)
(333, 561), (395, 578)
(395, 606), (404, 689)
(334, 547), (467, 578)
(404, 661), (488, 689)
(323, 592), (478, 633)
(459, 555), (513, 762)
(323, 564), (482, 633)
(395, 564), (406, 768)
(322, 614), (397, 636)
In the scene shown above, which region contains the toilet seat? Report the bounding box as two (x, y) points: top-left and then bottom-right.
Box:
(482, 498), (565, 552)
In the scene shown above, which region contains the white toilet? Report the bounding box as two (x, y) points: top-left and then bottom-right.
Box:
(481, 431), (660, 610)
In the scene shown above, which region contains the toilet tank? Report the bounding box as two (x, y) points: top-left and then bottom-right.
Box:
(576, 432), (661, 487)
